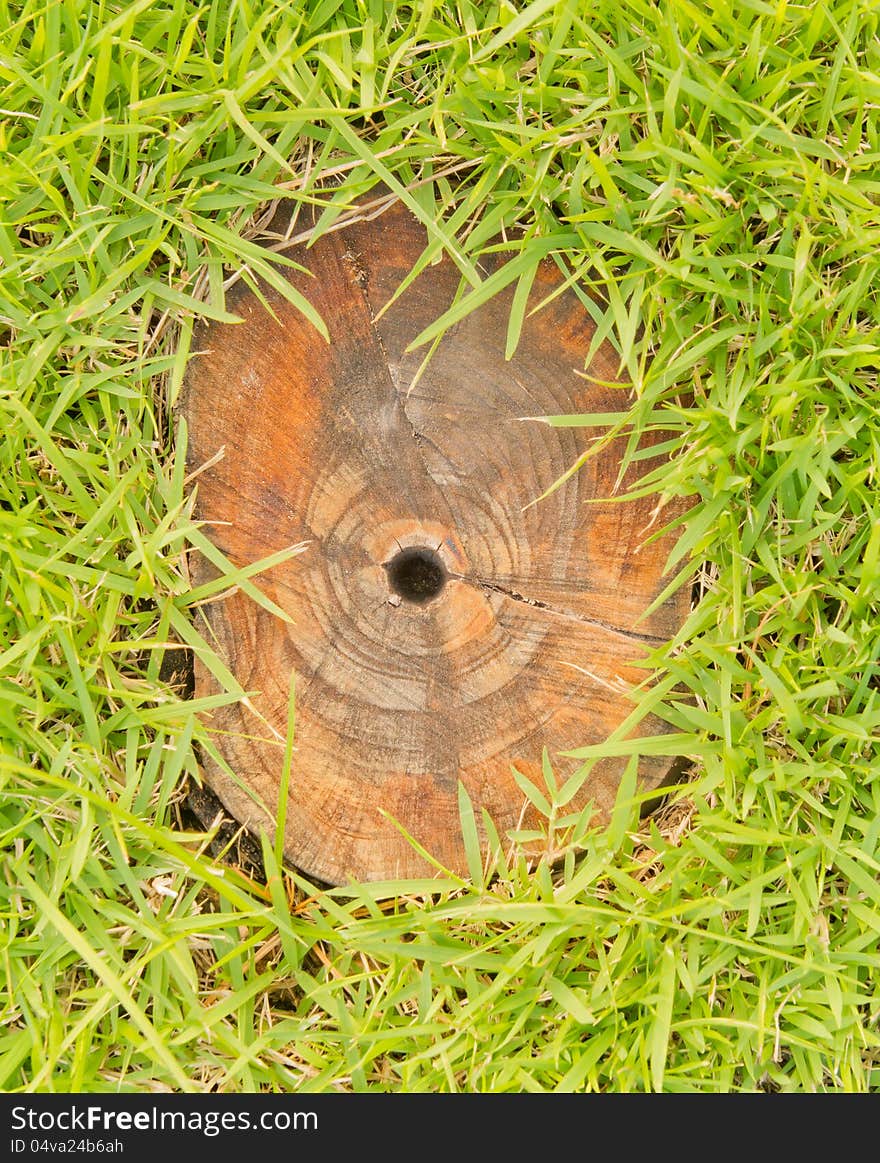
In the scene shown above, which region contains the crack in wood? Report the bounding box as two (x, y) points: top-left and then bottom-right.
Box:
(344, 241), (448, 489)
(461, 574), (668, 644)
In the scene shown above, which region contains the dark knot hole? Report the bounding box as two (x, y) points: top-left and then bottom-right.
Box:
(386, 547), (447, 604)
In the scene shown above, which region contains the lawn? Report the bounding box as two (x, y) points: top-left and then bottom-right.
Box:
(1, 0), (879, 1092)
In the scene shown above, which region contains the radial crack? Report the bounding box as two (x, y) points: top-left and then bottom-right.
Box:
(460, 575), (669, 645)
(342, 243), (433, 461)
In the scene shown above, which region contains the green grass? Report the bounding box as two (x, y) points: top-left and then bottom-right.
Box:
(2, 0), (880, 1092)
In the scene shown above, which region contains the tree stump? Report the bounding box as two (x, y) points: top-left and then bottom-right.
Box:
(181, 195), (690, 884)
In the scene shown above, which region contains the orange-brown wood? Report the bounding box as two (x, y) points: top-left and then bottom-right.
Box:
(181, 195), (689, 884)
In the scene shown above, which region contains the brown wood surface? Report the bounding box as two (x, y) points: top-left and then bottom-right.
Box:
(181, 195), (689, 884)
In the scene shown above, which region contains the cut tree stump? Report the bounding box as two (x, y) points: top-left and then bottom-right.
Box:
(181, 194), (690, 884)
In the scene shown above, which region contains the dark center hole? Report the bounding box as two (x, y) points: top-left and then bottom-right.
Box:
(386, 547), (447, 604)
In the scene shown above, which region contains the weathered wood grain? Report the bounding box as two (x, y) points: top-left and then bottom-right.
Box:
(181, 195), (690, 884)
